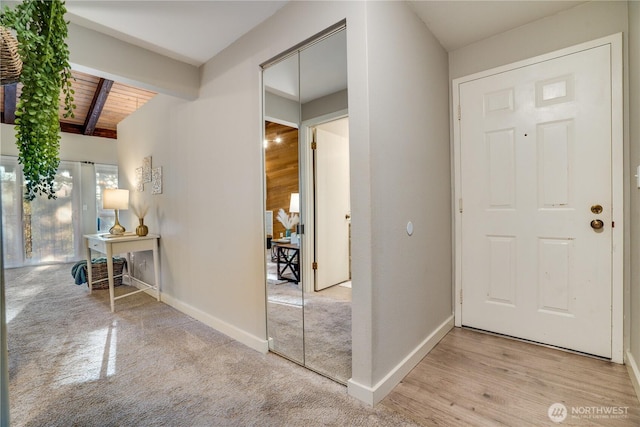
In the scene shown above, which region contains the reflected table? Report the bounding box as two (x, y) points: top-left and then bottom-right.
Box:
(274, 243), (300, 283)
(270, 238), (290, 261)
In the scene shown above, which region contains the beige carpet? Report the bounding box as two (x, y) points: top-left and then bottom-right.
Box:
(5, 263), (418, 427)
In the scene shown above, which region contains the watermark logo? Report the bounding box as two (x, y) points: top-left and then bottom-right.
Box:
(548, 403), (568, 423)
(547, 403), (629, 423)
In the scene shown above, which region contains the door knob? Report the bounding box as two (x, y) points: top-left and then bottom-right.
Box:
(590, 219), (604, 230)
(345, 213), (351, 220)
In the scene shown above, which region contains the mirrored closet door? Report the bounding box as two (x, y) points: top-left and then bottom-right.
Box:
(262, 23), (351, 384)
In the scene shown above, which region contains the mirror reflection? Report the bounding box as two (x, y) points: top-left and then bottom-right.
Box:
(264, 53), (303, 364)
(263, 26), (350, 384)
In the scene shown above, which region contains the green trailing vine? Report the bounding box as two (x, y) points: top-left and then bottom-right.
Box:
(1, 0), (74, 200)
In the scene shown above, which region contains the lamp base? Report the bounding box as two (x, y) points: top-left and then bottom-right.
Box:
(109, 223), (126, 235)
(109, 210), (126, 235)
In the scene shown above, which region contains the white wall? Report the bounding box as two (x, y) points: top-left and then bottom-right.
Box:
(116, 94), (192, 307)
(628, 0), (640, 397)
(449, 1), (629, 79)
(357, 1), (451, 401)
(115, 0), (369, 356)
(110, 0), (452, 405)
(68, 23), (199, 100)
(301, 89), (348, 122)
(1, 124), (118, 163)
(265, 92), (299, 126)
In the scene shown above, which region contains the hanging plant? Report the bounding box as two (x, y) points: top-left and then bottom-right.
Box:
(1, 0), (74, 200)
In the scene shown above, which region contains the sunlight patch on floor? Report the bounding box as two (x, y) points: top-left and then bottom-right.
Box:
(6, 305), (26, 323)
(55, 321), (118, 387)
(6, 286), (42, 323)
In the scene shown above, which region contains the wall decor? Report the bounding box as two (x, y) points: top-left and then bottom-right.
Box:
(135, 167), (144, 192)
(142, 156), (152, 183)
(151, 166), (162, 195)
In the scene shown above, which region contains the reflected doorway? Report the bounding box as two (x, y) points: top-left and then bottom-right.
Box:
(304, 116), (351, 381)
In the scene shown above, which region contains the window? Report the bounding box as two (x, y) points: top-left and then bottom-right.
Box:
(1, 157), (23, 267)
(0, 157), (118, 267)
(25, 161), (81, 264)
(95, 164), (119, 233)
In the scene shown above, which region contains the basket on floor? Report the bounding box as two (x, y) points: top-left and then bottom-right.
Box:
(0, 26), (22, 85)
(88, 258), (126, 289)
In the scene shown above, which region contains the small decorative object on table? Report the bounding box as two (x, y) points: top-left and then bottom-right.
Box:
(136, 218), (148, 237)
(132, 201), (149, 237)
(276, 208), (299, 238)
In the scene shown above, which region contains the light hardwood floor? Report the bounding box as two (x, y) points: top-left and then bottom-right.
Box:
(381, 327), (640, 426)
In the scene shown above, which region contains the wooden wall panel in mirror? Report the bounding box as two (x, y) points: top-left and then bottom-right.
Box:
(265, 121), (299, 240)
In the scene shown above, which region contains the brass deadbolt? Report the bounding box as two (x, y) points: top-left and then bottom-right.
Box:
(590, 204), (603, 214)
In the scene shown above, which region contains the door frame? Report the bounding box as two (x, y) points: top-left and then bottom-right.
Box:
(300, 109), (349, 294)
(451, 33), (624, 363)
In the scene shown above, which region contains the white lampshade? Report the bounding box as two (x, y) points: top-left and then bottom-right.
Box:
(103, 189), (129, 210)
(289, 192), (299, 214)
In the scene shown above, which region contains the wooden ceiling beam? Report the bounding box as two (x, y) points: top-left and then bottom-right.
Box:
(83, 78), (114, 136)
(3, 83), (18, 125)
(60, 122), (117, 139)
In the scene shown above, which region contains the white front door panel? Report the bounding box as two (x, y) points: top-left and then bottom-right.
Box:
(459, 44), (612, 358)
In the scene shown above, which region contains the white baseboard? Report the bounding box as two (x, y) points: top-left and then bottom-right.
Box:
(127, 276), (156, 298)
(160, 293), (269, 354)
(348, 315), (454, 406)
(626, 350), (640, 402)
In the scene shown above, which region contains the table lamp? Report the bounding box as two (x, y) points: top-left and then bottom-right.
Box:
(103, 188), (129, 235)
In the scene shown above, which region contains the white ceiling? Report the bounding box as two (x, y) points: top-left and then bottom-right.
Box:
(65, 0), (288, 66)
(300, 30), (348, 103)
(61, 1), (587, 68)
(407, 1), (586, 52)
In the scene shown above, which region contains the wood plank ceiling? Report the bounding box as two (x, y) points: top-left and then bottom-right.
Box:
(0, 70), (156, 139)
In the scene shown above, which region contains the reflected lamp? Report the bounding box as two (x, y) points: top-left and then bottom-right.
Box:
(103, 189), (129, 235)
(289, 192), (300, 214)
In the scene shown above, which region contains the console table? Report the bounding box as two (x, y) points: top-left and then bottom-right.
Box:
(84, 233), (160, 312)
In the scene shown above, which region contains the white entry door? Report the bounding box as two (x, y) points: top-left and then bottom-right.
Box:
(315, 118), (351, 291)
(458, 43), (614, 358)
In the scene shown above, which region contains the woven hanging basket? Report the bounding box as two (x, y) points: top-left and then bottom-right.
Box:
(0, 26), (22, 85)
